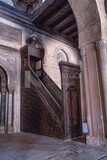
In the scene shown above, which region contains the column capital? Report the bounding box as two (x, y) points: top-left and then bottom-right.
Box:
(95, 40), (107, 51)
(80, 47), (86, 57)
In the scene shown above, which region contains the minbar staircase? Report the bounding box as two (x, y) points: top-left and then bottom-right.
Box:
(42, 71), (62, 107)
(21, 66), (64, 138)
(21, 34), (64, 138)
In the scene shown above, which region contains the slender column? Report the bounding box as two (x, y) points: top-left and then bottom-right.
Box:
(95, 40), (107, 137)
(4, 91), (8, 133)
(81, 47), (93, 137)
(7, 90), (13, 133)
(81, 43), (105, 146)
(0, 91), (6, 133)
(80, 72), (87, 124)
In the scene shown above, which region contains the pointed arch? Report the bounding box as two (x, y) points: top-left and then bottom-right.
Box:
(68, 0), (101, 47)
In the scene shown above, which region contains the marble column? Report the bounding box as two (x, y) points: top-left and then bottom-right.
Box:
(95, 40), (107, 137)
(7, 90), (14, 133)
(81, 43), (106, 146)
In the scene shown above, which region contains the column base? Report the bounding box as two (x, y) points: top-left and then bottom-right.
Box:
(7, 126), (13, 133)
(0, 127), (5, 134)
(87, 135), (107, 147)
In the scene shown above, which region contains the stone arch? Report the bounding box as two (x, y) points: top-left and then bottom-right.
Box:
(0, 55), (17, 91)
(0, 55), (21, 134)
(67, 0), (101, 47)
(67, 0), (107, 146)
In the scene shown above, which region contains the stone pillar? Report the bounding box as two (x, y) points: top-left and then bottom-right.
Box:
(95, 40), (107, 137)
(81, 43), (106, 146)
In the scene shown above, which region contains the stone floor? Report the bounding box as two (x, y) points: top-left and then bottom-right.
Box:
(0, 132), (107, 160)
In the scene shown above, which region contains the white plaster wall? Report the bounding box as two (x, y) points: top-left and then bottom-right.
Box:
(37, 34), (79, 89)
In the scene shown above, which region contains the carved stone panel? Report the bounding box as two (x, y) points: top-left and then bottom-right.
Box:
(0, 22), (22, 45)
(0, 46), (21, 133)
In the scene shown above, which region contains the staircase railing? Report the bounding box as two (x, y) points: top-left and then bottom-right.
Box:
(42, 71), (62, 106)
(27, 56), (63, 131)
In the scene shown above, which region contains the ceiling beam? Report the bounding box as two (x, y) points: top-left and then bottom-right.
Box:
(52, 14), (75, 30)
(38, 0), (68, 24)
(43, 4), (71, 26)
(61, 23), (77, 35)
(58, 19), (76, 33)
(68, 31), (78, 38)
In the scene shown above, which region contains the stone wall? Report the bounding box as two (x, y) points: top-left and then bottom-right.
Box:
(0, 17), (25, 133)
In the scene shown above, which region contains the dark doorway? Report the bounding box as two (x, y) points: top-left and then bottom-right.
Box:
(0, 67), (7, 133)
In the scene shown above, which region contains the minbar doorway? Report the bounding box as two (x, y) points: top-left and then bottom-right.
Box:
(59, 61), (82, 139)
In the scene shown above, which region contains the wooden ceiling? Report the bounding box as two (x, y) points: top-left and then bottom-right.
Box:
(32, 0), (78, 45)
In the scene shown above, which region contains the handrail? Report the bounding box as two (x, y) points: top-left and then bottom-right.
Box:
(42, 71), (62, 104)
(27, 55), (63, 130)
(28, 56), (61, 110)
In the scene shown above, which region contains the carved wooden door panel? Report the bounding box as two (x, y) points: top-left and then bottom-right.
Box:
(67, 87), (81, 137)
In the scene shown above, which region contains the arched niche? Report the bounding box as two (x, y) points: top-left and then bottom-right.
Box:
(55, 49), (69, 65)
(0, 53), (20, 134)
(0, 64), (17, 134)
(0, 55), (17, 91)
